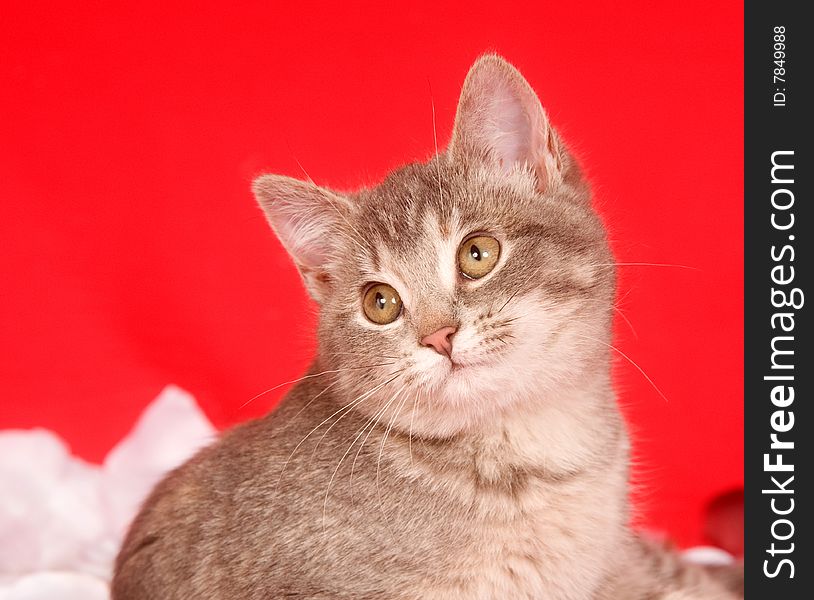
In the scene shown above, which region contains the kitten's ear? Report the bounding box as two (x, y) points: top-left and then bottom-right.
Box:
(448, 54), (563, 192)
(252, 174), (350, 303)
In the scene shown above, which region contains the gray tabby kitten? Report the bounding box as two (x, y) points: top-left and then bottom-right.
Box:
(112, 55), (742, 599)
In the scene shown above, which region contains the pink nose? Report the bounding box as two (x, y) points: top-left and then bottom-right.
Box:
(421, 326), (457, 358)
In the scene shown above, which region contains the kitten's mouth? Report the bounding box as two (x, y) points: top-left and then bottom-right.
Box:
(446, 354), (491, 374)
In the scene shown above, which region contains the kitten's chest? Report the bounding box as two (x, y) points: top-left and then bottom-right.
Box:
(435, 482), (621, 599)
(395, 434), (628, 600)
(298, 398), (629, 599)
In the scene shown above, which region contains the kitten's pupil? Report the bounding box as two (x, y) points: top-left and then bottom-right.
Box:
(470, 244), (482, 261)
(375, 292), (386, 310)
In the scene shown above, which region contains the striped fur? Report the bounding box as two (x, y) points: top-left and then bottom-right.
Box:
(112, 54), (742, 599)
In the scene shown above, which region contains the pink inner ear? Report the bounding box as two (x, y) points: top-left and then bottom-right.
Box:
(485, 82), (535, 172)
(253, 174), (347, 274)
(450, 56), (562, 190)
(275, 211), (330, 270)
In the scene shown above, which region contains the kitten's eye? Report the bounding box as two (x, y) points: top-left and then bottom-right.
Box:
(362, 283), (403, 324)
(458, 235), (501, 279)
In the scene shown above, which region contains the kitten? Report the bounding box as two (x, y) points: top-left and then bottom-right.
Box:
(112, 55), (742, 599)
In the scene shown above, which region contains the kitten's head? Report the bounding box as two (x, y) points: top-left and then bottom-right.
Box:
(253, 55), (615, 437)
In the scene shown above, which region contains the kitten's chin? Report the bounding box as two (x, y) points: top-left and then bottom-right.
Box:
(397, 341), (553, 436)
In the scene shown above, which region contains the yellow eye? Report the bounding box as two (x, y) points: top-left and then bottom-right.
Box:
(362, 283), (403, 324)
(458, 235), (501, 279)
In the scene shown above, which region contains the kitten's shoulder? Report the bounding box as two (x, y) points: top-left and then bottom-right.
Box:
(111, 411), (282, 598)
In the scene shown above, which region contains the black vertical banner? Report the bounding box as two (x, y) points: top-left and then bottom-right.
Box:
(745, 2), (811, 598)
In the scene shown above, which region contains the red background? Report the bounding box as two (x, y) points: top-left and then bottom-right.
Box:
(0, 1), (743, 548)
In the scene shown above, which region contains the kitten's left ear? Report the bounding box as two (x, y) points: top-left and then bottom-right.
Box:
(448, 54), (563, 192)
(252, 174), (350, 303)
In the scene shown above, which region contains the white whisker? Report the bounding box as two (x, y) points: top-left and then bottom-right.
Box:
(429, 80), (444, 206)
(375, 387), (410, 522)
(322, 383), (406, 531)
(240, 363), (394, 410)
(349, 386), (405, 501)
(408, 390), (420, 465)
(613, 306), (638, 340)
(276, 371), (402, 490)
(574, 332), (668, 402)
(595, 262), (699, 270)
(311, 373), (401, 457)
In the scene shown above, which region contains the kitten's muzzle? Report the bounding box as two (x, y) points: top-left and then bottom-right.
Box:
(421, 326), (457, 359)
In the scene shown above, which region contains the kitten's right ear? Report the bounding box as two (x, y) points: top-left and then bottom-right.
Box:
(252, 174), (350, 303)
